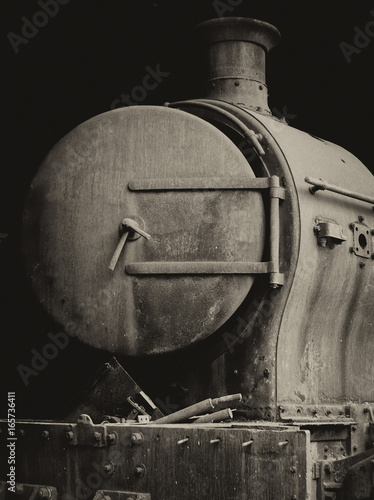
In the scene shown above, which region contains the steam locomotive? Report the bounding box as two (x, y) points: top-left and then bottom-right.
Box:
(1, 16), (374, 500)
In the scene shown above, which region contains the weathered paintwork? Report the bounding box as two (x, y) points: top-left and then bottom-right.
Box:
(0, 419), (310, 500)
(22, 106), (265, 356)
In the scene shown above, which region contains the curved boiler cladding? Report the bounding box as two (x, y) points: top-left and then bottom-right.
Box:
(9, 17), (374, 500)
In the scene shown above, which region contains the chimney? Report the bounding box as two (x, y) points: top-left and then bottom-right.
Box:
(195, 17), (280, 113)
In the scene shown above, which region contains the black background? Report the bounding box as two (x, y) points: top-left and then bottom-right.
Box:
(1, 0), (374, 418)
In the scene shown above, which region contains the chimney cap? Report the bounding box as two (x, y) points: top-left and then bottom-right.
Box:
(195, 17), (281, 52)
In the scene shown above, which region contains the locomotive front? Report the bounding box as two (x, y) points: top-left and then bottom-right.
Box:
(2, 17), (374, 500)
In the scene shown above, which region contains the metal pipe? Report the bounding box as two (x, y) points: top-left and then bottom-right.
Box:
(194, 408), (234, 423)
(195, 18), (280, 111)
(305, 176), (374, 206)
(154, 399), (215, 424)
(154, 393), (242, 424)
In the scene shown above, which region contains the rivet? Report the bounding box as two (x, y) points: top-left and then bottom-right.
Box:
(235, 81), (240, 86)
(107, 432), (117, 445)
(66, 431), (74, 441)
(278, 440), (289, 447)
(353, 444), (358, 452)
(242, 439), (254, 447)
(290, 466), (297, 473)
(360, 262), (365, 268)
(130, 432), (144, 445)
(134, 464), (146, 478)
(41, 430), (49, 439)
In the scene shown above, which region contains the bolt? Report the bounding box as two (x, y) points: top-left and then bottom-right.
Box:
(349, 247), (354, 253)
(326, 409), (331, 416)
(360, 262), (365, 268)
(290, 466), (297, 473)
(312, 409), (318, 416)
(371, 229), (374, 236)
(324, 446), (329, 452)
(41, 430), (49, 439)
(358, 215), (364, 222)
(353, 444), (358, 452)
(107, 432), (117, 445)
(324, 463), (333, 474)
(103, 462), (114, 474)
(134, 464), (146, 478)
(263, 368), (270, 378)
(38, 488), (49, 499)
(93, 432), (101, 442)
(279, 406), (285, 413)
(352, 426), (357, 432)
(319, 237), (327, 247)
(66, 431), (74, 441)
(235, 81), (240, 86)
(130, 432), (143, 445)
(349, 223), (355, 230)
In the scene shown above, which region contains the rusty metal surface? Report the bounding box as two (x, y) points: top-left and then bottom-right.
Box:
(254, 112), (374, 406)
(0, 420), (310, 500)
(171, 100), (299, 420)
(22, 105), (266, 356)
(195, 18), (280, 112)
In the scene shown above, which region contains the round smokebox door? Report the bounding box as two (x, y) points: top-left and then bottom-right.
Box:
(23, 106), (266, 355)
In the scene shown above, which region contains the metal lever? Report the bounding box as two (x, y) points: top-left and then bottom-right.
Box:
(108, 218), (151, 271)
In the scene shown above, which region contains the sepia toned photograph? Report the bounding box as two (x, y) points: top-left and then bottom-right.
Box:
(1, 1), (374, 498)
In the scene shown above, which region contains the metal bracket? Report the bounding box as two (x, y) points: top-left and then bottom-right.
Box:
(65, 414), (117, 447)
(0, 483), (57, 500)
(316, 449), (374, 500)
(128, 175), (285, 287)
(314, 218), (347, 248)
(350, 222), (372, 259)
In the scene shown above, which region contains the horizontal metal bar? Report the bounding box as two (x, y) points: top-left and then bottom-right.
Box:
(128, 177), (273, 191)
(305, 176), (374, 206)
(126, 261), (275, 275)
